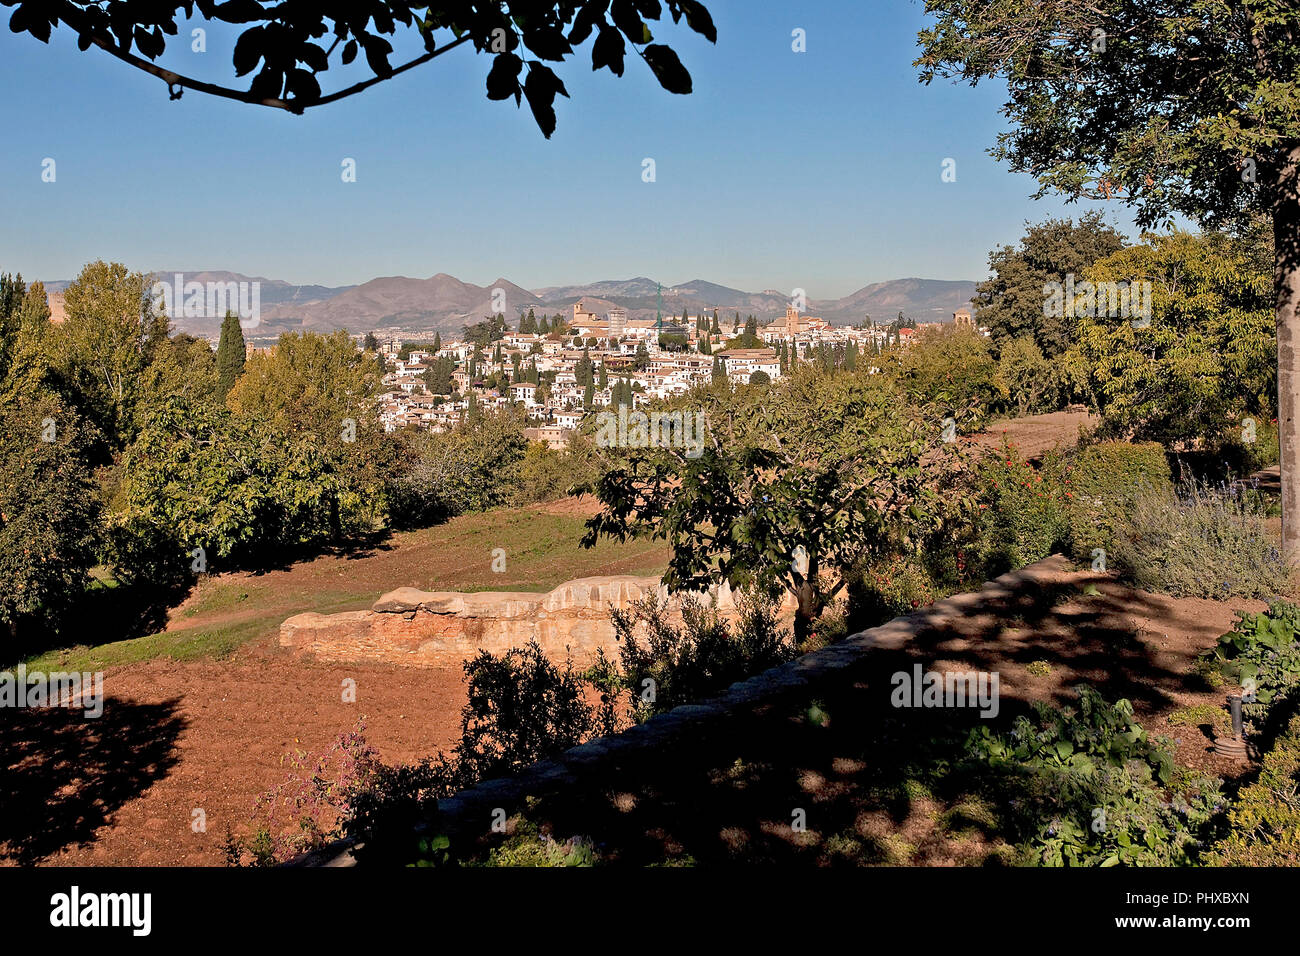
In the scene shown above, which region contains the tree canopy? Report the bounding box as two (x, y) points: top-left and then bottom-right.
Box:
(916, 0), (1300, 561)
(7, 1), (716, 136)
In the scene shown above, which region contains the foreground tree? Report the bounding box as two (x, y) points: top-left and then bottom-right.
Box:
(579, 369), (966, 641)
(6, 1), (715, 136)
(995, 336), (1057, 417)
(56, 260), (167, 448)
(916, 0), (1300, 561)
(0, 396), (101, 641)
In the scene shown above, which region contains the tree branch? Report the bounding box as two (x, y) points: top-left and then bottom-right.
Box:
(54, 3), (474, 114)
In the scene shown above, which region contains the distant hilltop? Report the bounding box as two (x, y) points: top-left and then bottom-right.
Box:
(41, 270), (978, 337)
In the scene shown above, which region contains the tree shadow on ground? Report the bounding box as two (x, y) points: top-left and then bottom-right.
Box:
(0, 697), (185, 864)
(461, 576), (1217, 866)
(5, 579), (193, 668)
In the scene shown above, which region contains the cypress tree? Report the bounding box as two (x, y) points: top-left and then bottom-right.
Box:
(215, 310), (246, 400)
(433, 331), (442, 352)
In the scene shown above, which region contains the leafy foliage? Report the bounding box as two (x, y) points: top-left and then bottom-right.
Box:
(1205, 601), (1300, 734)
(110, 400), (346, 580)
(967, 443), (1072, 574)
(967, 686), (1224, 866)
(1065, 440), (1171, 558)
(0, 396), (102, 639)
(8, 1), (716, 136)
(599, 589), (794, 721)
(1074, 230), (1275, 445)
(916, 2), (1300, 233)
(1206, 712), (1300, 865)
(580, 367), (970, 639)
(975, 212), (1127, 358)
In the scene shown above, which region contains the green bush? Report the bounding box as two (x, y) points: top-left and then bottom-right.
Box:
(852, 554), (942, 623)
(967, 686), (1224, 866)
(599, 590), (794, 722)
(481, 822), (597, 867)
(1218, 416), (1280, 477)
(1066, 440), (1172, 558)
(1113, 478), (1289, 599)
(1205, 713), (1300, 865)
(1203, 601), (1300, 735)
(968, 443), (1071, 574)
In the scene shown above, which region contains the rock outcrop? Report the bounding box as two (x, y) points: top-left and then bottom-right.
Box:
(279, 575), (757, 668)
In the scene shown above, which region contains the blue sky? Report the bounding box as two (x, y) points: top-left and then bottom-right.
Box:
(0, 1), (1143, 298)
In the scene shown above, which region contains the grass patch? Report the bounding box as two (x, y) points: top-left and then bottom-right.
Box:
(23, 502), (670, 671)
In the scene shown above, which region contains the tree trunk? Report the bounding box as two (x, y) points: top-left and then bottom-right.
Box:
(794, 580), (816, 645)
(1275, 143), (1300, 568)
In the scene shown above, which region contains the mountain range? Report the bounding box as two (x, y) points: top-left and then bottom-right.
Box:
(42, 271), (979, 337)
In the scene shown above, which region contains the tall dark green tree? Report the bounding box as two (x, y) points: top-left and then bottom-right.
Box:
(576, 347), (593, 387)
(973, 213), (1126, 357)
(215, 310), (246, 400)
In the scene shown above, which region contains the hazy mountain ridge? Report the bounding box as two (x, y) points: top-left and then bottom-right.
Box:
(41, 270), (978, 335)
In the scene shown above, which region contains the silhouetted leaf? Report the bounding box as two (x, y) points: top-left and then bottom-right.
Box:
(215, 0), (266, 25)
(286, 68), (321, 103)
(671, 0), (717, 43)
(361, 34), (393, 77)
(232, 26), (264, 77)
(523, 62), (570, 139)
(592, 23), (625, 75)
(299, 42), (329, 73)
(643, 43), (691, 93)
(486, 52), (523, 102)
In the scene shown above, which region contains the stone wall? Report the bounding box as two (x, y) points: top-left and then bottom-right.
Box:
(279, 575), (769, 668)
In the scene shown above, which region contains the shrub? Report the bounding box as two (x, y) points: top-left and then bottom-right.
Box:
(968, 443), (1071, 574)
(967, 686), (1224, 866)
(509, 437), (600, 506)
(1202, 601), (1300, 736)
(481, 822), (597, 867)
(1113, 478), (1289, 599)
(386, 410), (529, 525)
(601, 589), (794, 721)
(224, 720), (391, 866)
(1065, 440), (1172, 559)
(1218, 416), (1280, 478)
(452, 640), (610, 784)
(852, 554), (941, 624)
(1205, 713), (1300, 865)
